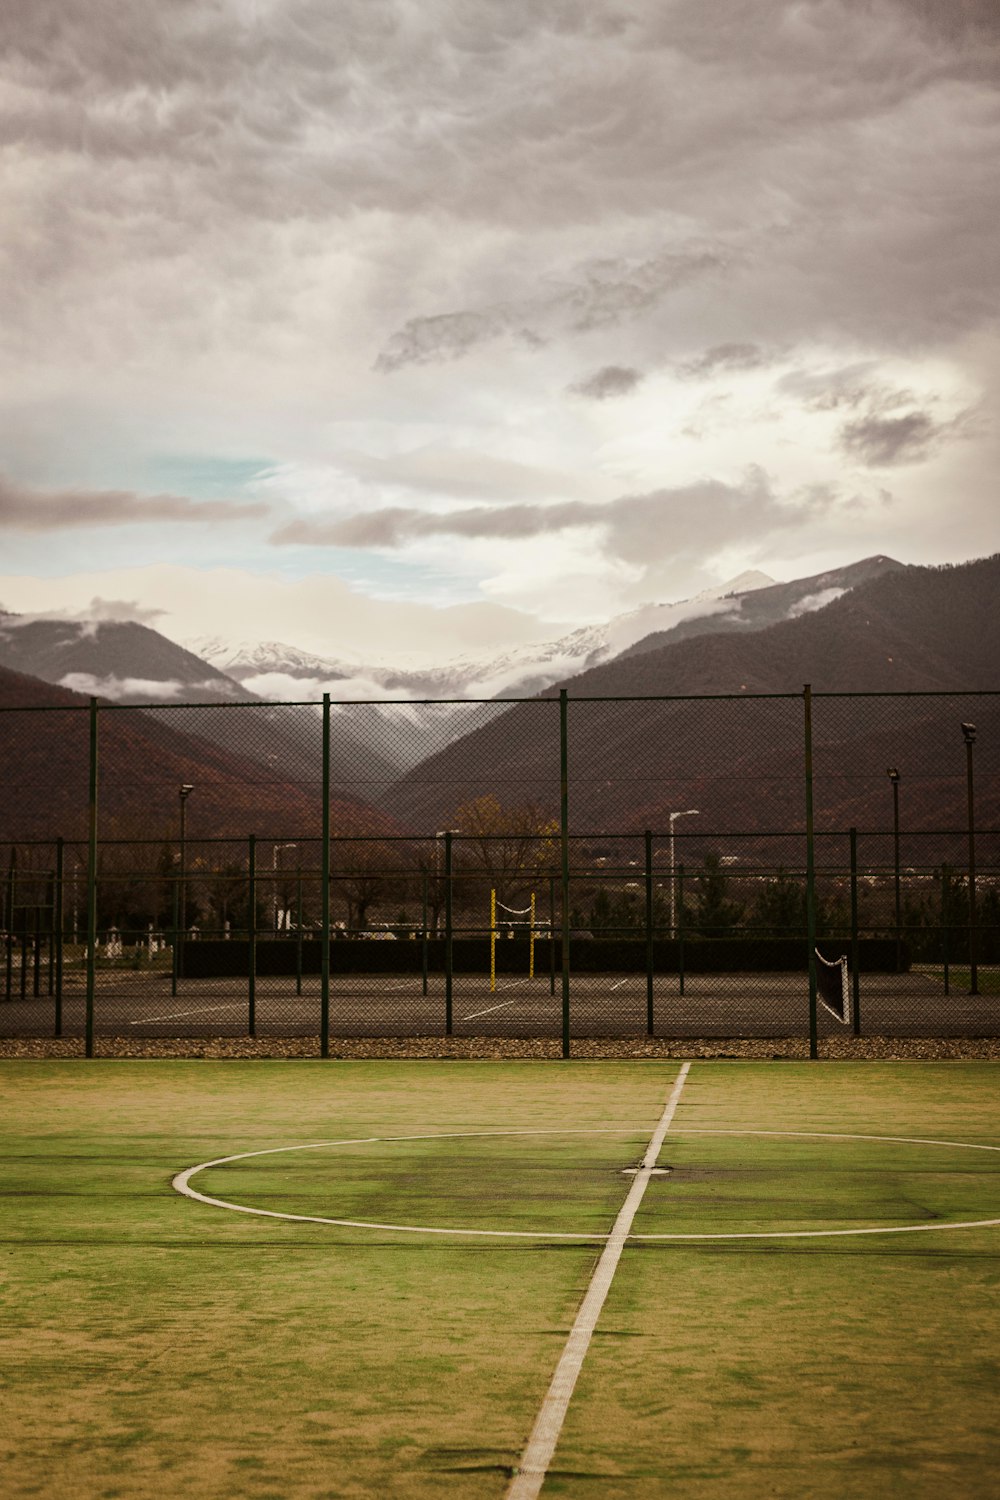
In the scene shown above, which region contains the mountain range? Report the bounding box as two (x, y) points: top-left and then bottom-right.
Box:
(1, 552), (997, 845)
(385, 554), (1000, 840)
(183, 558), (907, 701)
(0, 559), (907, 710)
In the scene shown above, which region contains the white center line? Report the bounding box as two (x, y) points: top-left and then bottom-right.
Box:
(506, 1061), (691, 1500)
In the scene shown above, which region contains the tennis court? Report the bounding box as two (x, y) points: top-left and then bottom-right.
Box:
(3, 964), (997, 1042)
(4, 1058), (998, 1498)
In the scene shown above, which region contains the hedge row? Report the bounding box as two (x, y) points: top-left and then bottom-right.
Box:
(181, 935), (908, 978)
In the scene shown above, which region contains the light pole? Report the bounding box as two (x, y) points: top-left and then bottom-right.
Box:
(178, 784), (194, 976)
(434, 830), (459, 934)
(272, 843), (297, 933)
(887, 767), (901, 968)
(669, 809), (700, 935)
(961, 723), (978, 995)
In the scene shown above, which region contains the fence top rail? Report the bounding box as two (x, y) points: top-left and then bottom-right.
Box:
(3, 687), (1000, 714)
(4, 827), (999, 851)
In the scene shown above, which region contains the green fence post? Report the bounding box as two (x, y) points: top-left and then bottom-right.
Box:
(849, 827), (861, 1035)
(421, 871), (429, 997)
(803, 684), (818, 1059)
(33, 901), (42, 997)
(645, 828), (654, 1035)
(549, 874), (556, 997)
(45, 868), (54, 997)
(85, 697), (98, 1059)
(248, 834), (256, 1037)
(963, 724), (978, 995)
(295, 866), (303, 997)
(444, 831), (454, 1035)
(171, 873), (179, 997)
(321, 693), (331, 1057)
(941, 864), (950, 996)
(54, 837), (64, 1036)
(560, 689), (571, 1059)
(677, 863), (685, 997)
(4, 850), (13, 1002)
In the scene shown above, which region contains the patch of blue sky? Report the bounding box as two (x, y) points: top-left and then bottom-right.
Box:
(142, 454), (278, 499)
(271, 542), (481, 604)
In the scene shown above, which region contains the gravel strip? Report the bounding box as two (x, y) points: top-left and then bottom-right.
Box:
(2, 1035), (999, 1061)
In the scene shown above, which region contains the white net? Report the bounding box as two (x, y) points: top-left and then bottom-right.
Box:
(815, 948), (850, 1025)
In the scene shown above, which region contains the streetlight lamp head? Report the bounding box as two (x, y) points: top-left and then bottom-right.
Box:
(887, 767), (900, 783)
(179, 783), (194, 798)
(961, 722), (976, 746)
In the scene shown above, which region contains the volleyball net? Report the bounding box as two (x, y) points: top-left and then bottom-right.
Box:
(490, 890), (538, 990)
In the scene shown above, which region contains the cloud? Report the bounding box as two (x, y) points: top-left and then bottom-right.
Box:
(85, 597), (168, 625)
(333, 445), (606, 503)
(272, 471), (827, 579)
(0, 599), (163, 630)
(1, 0), (998, 643)
(57, 672), (186, 700)
(775, 362), (884, 412)
(677, 343), (771, 379)
(838, 411), (940, 467)
(568, 365), (644, 400)
(772, 364), (977, 468)
(0, 475), (266, 531)
(237, 670), (416, 704)
(374, 246), (729, 371)
(836, 398), (975, 468)
(787, 587), (847, 618)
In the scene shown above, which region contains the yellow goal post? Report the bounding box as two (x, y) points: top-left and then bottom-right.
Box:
(490, 890), (537, 990)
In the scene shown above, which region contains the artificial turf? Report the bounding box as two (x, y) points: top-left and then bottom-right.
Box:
(1, 1060), (997, 1498)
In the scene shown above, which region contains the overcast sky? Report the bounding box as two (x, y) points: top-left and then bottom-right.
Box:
(1, 0), (997, 664)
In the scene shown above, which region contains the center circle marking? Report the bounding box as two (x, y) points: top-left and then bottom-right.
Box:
(172, 1128), (1000, 1241)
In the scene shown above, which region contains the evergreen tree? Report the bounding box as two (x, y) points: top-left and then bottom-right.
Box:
(685, 852), (743, 936)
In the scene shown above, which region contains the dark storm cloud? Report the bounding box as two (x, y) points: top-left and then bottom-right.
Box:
(568, 366), (644, 400)
(894, 0), (1000, 45)
(272, 472), (822, 564)
(3, 0), (998, 364)
(0, 474), (266, 530)
(838, 411), (940, 467)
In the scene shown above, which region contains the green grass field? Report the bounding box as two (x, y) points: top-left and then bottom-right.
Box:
(916, 965), (1000, 995)
(2, 1060), (998, 1498)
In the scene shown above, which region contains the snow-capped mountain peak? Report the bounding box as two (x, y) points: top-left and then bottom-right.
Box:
(184, 571), (778, 702)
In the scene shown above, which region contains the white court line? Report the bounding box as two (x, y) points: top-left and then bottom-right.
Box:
(128, 1005), (236, 1025)
(609, 979), (629, 991)
(462, 998), (519, 1020)
(506, 1062), (691, 1500)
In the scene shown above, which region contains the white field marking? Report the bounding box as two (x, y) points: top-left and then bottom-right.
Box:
(170, 1126), (1000, 1242)
(609, 979), (630, 991)
(506, 1063), (692, 1500)
(128, 1005), (236, 1025)
(171, 1129), (646, 1240)
(462, 999), (520, 1020)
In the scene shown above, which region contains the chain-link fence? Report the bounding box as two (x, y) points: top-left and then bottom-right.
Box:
(2, 689), (997, 1052)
